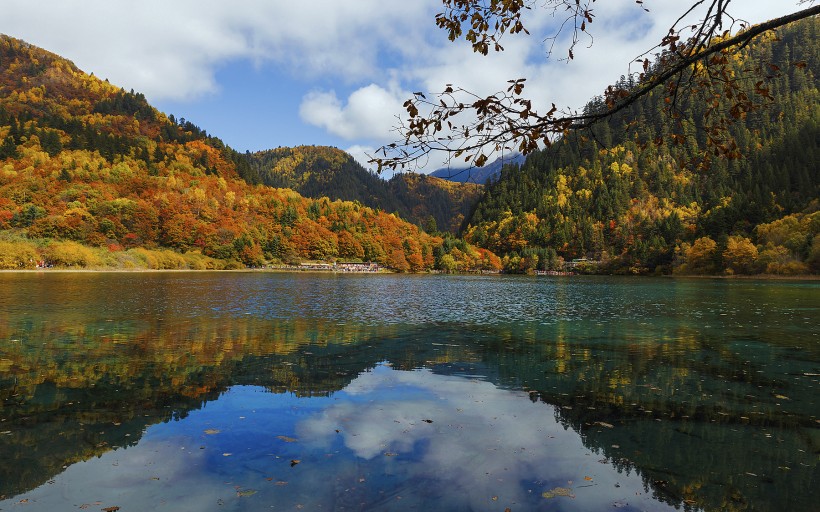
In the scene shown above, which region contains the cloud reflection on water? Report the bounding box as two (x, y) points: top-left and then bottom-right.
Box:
(1, 364), (679, 511)
(297, 363), (676, 511)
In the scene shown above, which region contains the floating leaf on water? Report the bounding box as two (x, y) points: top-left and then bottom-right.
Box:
(204, 429), (220, 435)
(223, 453), (232, 457)
(596, 422), (614, 428)
(584, 476), (593, 481)
(542, 487), (573, 499)
(774, 395), (789, 400)
(276, 435), (298, 443)
(236, 489), (257, 497)
(290, 459), (301, 467)
(102, 507), (121, 512)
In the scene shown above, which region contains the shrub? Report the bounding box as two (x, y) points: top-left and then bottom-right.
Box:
(42, 240), (101, 268)
(757, 243), (808, 275)
(807, 234), (820, 273)
(183, 251), (222, 270)
(0, 240), (39, 269)
(128, 247), (186, 269)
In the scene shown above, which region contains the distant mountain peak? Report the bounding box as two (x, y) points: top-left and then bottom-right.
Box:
(430, 153), (525, 184)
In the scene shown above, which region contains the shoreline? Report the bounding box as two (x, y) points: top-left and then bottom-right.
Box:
(1, 268), (817, 281)
(662, 273), (820, 281)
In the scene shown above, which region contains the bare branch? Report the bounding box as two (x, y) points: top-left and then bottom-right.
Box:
(371, 2), (820, 173)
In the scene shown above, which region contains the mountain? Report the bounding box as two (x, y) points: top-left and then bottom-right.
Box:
(461, 18), (819, 275)
(246, 145), (483, 233)
(247, 145), (403, 212)
(387, 172), (483, 233)
(0, 35), (500, 272)
(430, 153), (525, 184)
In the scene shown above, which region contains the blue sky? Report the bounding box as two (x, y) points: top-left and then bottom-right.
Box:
(160, 59), (343, 150)
(1, 0), (804, 172)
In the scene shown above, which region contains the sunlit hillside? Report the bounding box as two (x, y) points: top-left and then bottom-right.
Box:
(247, 145), (484, 234)
(0, 35), (499, 272)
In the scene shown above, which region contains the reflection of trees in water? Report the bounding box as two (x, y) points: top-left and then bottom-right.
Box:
(0, 317), (815, 510)
(471, 323), (817, 512)
(0, 315), (385, 497)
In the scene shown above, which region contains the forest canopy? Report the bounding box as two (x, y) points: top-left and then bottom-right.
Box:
(458, 17), (819, 275)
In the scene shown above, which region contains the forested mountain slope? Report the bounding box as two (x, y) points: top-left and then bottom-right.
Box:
(247, 146), (403, 213)
(246, 145), (482, 233)
(387, 172), (482, 234)
(0, 35), (499, 271)
(463, 18), (819, 275)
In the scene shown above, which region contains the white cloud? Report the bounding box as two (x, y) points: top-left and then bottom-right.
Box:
(0, 0), (436, 102)
(0, 0), (808, 164)
(344, 144), (384, 175)
(300, 83), (407, 140)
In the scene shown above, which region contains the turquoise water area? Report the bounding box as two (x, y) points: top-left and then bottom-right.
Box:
(0, 273), (817, 511)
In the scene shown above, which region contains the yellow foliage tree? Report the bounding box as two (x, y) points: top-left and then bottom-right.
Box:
(722, 236), (758, 275)
(685, 236), (718, 274)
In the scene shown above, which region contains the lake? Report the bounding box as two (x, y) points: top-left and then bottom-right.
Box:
(0, 272), (817, 511)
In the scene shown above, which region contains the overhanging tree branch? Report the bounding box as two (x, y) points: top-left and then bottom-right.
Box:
(371, 2), (819, 172)
(573, 4), (820, 131)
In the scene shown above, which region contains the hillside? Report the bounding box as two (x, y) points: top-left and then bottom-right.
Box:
(388, 172), (483, 233)
(247, 145), (482, 233)
(462, 18), (819, 275)
(0, 35), (500, 272)
(248, 145), (403, 212)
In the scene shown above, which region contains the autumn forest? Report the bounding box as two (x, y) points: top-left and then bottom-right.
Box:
(0, 17), (818, 275)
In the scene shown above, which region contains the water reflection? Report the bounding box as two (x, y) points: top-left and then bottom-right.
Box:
(0, 273), (817, 511)
(2, 367), (683, 511)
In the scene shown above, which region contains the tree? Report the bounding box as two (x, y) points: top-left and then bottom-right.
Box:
(685, 236), (718, 273)
(371, 0), (820, 171)
(723, 235), (759, 274)
(0, 135), (18, 159)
